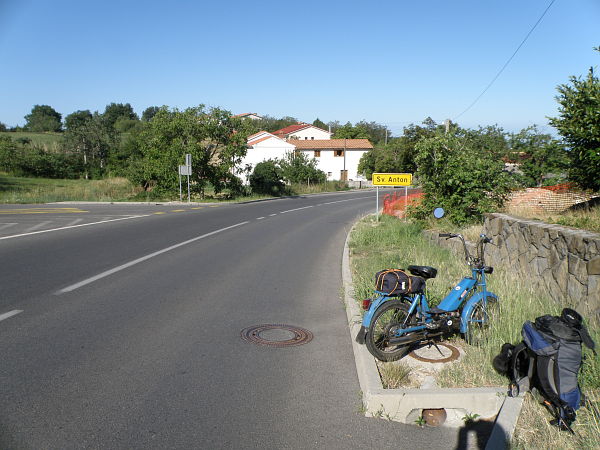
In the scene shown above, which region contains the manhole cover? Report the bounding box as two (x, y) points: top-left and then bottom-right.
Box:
(241, 324), (313, 347)
(408, 343), (460, 363)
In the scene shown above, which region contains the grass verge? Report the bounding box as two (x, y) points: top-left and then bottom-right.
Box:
(504, 202), (600, 233)
(348, 214), (599, 448)
(0, 174), (141, 203)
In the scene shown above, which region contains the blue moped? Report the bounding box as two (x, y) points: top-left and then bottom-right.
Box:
(356, 230), (499, 362)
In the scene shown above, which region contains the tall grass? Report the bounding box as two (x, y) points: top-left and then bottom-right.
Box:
(504, 202), (600, 233)
(348, 215), (599, 448)
(0, 174), (141, 203)
(289, 181), (350, 195)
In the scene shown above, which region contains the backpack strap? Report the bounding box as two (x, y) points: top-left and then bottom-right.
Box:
(375, 269), (411, 294)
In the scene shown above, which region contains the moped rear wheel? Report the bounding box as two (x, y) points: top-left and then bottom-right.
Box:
(465, 296), (499, 345)
(366, 299), (415, 362)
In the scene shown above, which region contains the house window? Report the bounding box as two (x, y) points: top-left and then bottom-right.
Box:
(314, 150), (321, 157)
(311, 137), (314, 140)
(327, 172), (332, 177)
(334, 150), (344, 157)
(305, 137), (308, 140)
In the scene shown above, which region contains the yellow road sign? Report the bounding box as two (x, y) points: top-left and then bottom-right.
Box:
(372, 173), (412, 186)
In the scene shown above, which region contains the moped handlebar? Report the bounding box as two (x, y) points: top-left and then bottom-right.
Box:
(438, 232), (492, 267)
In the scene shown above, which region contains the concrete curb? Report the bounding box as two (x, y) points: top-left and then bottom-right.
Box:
(342, 219), (523, 447)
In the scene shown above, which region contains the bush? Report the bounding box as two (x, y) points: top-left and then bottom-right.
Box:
(278, 151), (326, 184)
(0, 136), (83, 179)
(411, 130), (514, 225)
(249, 160), (287, 196)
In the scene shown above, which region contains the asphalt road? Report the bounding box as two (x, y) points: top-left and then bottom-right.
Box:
(0, 191), (461, 449)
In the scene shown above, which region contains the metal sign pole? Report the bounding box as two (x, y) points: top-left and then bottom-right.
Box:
(179, 171), (182, 202)
(376, 186), (379, 221)
(187, 174), (190, 203)
(405, 186), (408, 221)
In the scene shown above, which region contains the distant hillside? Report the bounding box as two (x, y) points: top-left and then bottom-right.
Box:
(0, 132), (64, 151)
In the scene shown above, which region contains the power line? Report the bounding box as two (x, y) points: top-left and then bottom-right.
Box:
(453, 0), (556, 121)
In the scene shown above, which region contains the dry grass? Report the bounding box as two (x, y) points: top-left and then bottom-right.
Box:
(378, 362), (413, 389)
(512, 390), (600, 449)
(503, 203), (600, 233)
(349, 214), (600, 449)
(0, 175), (142, 203)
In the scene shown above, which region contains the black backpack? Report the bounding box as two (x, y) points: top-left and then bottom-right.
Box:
(493, 308), (596, 432)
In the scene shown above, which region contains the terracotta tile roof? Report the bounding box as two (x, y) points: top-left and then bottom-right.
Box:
(247, 132), (264, 140)
(234, 112), (260, 118)
(248, 135), (273, 145)
(272, 123), (311, 136)
(289, 139), (373, 150)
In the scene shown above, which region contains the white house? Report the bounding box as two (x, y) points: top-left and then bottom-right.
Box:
(290, 139), (373, 181)
(239, 132), (372, 183)
(234, 112), (263, 120)
(239, 132), (295, 183)
(272, 123), (332, 141)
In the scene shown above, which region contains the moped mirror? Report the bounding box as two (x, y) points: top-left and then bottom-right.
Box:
(433, 207), (445, 219)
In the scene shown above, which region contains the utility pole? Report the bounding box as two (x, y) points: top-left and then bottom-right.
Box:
(444, 119), (450, 134)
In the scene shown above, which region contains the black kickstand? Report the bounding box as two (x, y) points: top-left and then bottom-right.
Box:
(425, 339), (446, 357)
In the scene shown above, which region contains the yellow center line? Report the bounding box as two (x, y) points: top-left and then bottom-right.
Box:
(171, 209), (185, 212)
(191, 207), (203, 210)
(153, 212), (166, 215)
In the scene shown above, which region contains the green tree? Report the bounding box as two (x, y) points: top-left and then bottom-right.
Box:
(357, 118), (439, 179)
(312, 118), (328, 131)
(412, 129), (513, 225)
(63, 112), (119, 178)
(548, 55), (600, 191)
(508, 126), (568, 187)
(355, 120), (391, 145)
(278, 151), (326, 184)
(249, 160), (286, 196)
(102, 103), (138, 129)
(24, 105), (62, 132)
(250, 115), (299, 134)
(130, 106), (249, 197)
(64, 110), (93, 131)
(332, 122), (370, 140)
(0, 122), (7, 132)
(142, 106), (161, 122)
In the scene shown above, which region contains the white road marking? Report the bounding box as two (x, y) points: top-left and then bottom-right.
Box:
(280, 206), (314, 214)
(56, 221), (249, 294)
(65, 218), (84, 227)
(24, 221), (53, 232)
(0, 310), (23, 322)
(0, 223), (17, 231)
(0, 215), (151, 241)
(321, 197), (363, 205)
(269, 214), (277, 217)
(256, 217), (265, 220)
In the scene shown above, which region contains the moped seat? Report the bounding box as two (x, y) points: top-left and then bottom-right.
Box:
(407, 265), (437, 279)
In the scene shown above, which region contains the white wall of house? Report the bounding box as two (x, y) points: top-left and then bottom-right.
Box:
(287, 127), (331, 141)
(239, 133), (369, 183)
(239, 135), (295, 184)
(302, 149), (367, 181)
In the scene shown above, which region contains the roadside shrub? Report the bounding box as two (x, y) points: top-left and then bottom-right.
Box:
(0, 137), (83, 179)
(411, 131), (514, 225)
(249, 160), (287, 196)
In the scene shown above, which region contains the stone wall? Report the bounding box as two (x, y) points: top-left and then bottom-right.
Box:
(426, 213), (600, 322)
(485, 214), (599, 321)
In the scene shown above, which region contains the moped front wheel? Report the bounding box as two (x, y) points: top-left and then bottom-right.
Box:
(465, 296), (499, 345)
(366, 299), (415, 362)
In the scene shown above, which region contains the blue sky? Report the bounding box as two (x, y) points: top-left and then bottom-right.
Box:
(0, 0), (598, 136)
